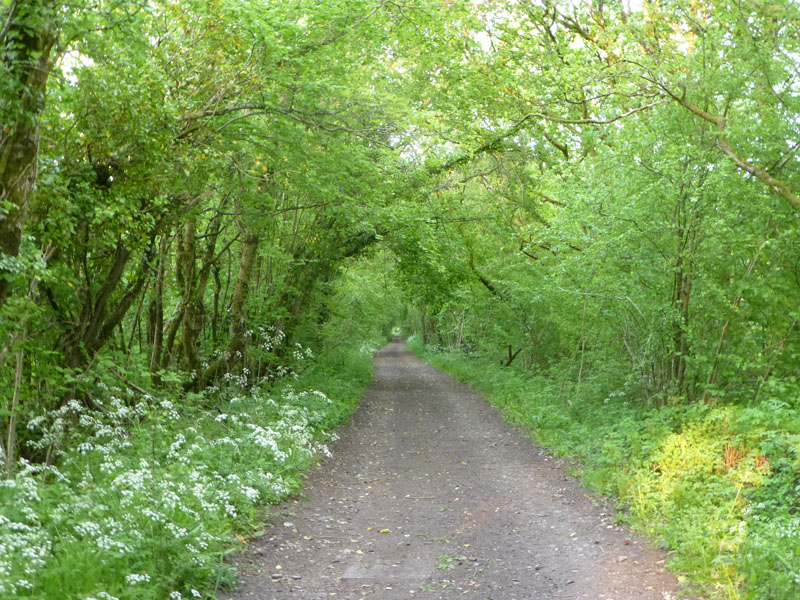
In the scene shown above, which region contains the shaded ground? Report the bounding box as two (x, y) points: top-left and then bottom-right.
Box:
(225, 340), (693, 600)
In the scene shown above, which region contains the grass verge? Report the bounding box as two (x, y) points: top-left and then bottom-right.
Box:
(0, 340), (381, 599)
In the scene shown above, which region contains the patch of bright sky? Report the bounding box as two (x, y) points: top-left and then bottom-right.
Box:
(59, 51), (95, 86)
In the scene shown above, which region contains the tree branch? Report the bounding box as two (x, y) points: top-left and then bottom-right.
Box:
(429, 99), (668, 175)
(671, 95), (800, 211)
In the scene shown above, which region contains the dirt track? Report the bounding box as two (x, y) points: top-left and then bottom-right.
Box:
(226, 340), (691, 599)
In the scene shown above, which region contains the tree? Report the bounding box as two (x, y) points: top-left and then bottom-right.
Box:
(0, 0), (58, 305)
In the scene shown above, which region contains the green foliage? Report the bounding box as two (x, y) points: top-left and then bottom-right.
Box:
(3, 0), (800, 597)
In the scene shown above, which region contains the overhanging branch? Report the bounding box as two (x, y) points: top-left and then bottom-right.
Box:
(671, 95), (800, 212)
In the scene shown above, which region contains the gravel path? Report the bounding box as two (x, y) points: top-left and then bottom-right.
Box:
(225, 340), (692, 600)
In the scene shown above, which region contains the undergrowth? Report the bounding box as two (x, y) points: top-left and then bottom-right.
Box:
(0, 340), (380, 599)
(408, 336), (800, 600)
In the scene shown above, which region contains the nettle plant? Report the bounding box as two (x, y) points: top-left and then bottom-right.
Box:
(0, 354), (340, 599)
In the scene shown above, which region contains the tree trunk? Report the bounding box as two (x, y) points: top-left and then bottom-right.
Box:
(228, 232), (259, 344)
(149, 236), (168, 381)
(180, 201), (225, 374)
(2, 243), (54, 475)
(4, 335), (24, 478)
(670, 266), (692, 392)
(178, 215), (199, 370)
(198, 230), (259, 388)
(702, 240), (766, 403)
(0, 1), (58, 306)
(211, 264), (221, 345)
(669, 191), (698, 397)
(60, 235), (157, 371)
